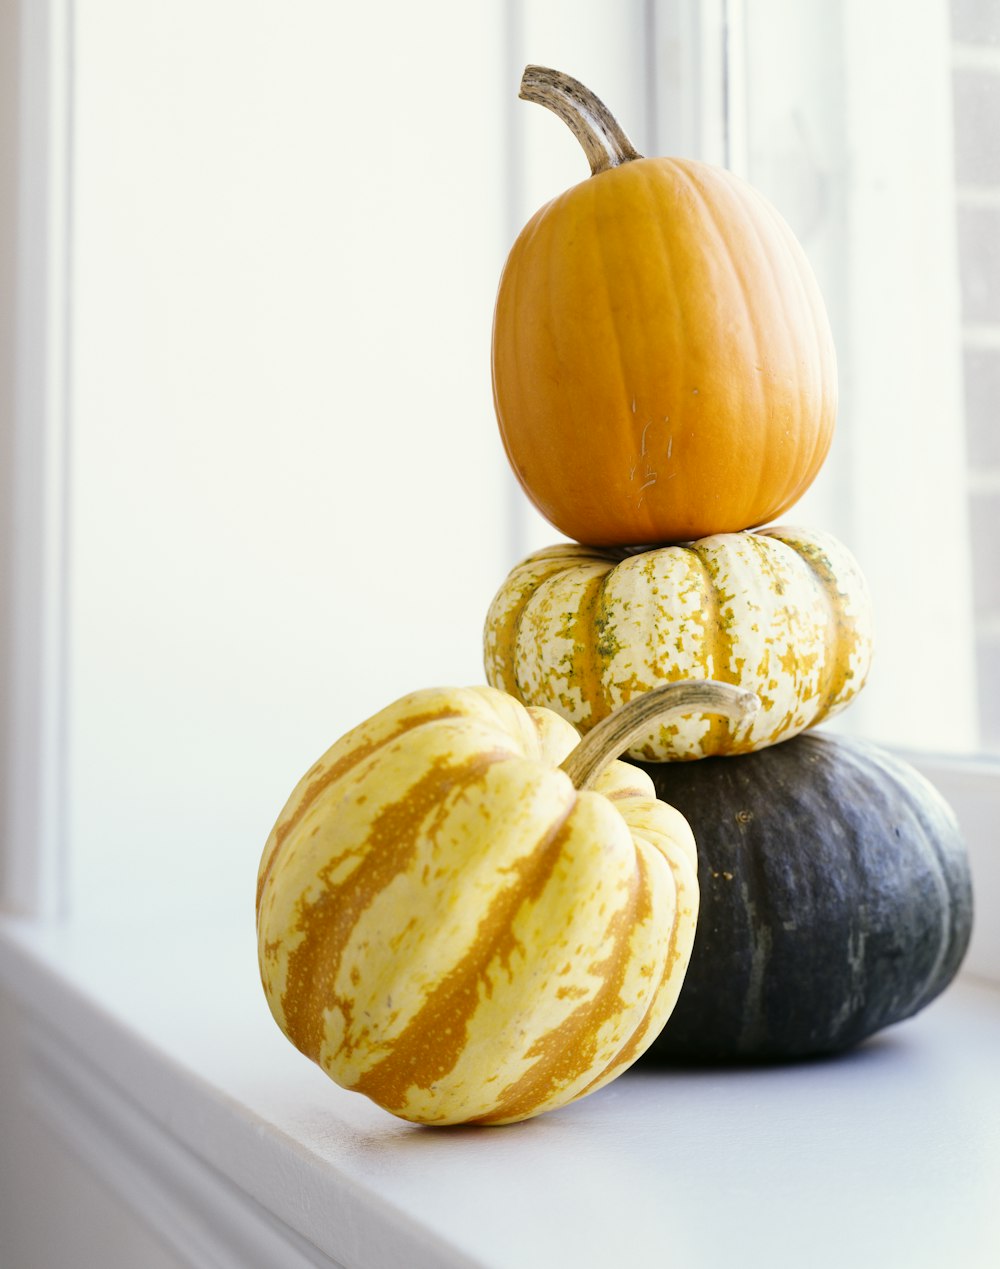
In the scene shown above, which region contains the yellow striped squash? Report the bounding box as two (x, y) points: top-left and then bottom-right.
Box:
(484, 526), (873, 762)
(256, 684), (710, 1126)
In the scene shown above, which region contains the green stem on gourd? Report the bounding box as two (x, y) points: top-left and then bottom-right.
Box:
(519, 65), (643, 176)
(560, 681), (760, 792)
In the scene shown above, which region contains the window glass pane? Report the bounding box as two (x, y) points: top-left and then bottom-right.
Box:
(740, 0), (997, 756)
(951, 0), (1000, 750)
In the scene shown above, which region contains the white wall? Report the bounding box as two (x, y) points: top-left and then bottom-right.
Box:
(66, 1), (513, 923)
(61, 0), (655, 925)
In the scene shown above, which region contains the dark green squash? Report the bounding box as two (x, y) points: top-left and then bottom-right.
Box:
(631, 730), (973, 1062)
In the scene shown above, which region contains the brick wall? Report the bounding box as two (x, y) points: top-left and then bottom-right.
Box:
(952, 0), (1000, 749)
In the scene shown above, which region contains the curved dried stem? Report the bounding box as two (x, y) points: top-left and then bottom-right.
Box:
(519, 65), (642, 176)
(561, 681), (760, 790)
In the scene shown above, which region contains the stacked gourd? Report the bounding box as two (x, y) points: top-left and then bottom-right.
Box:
(255, 67), (972, 1128)
(486, 66), (864, 764)
(482, 67), (972, 1061)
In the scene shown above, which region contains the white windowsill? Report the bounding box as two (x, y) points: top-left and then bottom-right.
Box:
(1, 914), (999, 1269)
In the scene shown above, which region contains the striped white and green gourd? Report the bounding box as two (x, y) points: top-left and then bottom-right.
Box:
(484, 526), (873, 762)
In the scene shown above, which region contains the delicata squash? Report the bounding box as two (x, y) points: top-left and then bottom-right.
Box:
(256, 681), (755, 1125)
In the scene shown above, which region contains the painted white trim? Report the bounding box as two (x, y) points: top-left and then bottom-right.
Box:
(976, 616), (1000, 639)
(968, 471), (1000, 494)
(722, 0), (748, 176)
(0, 920), (481, 1269)
(23, 1013), (348, 1269)
(964, 323), (1000, 349)
(951, 41), (1000, 73)
(499, 0), (529, 567)
(646, 0), (730, 164)
(1, 916), (998, 1269)
(956, 186), (1000, 207)
(3, 0), (72, 919)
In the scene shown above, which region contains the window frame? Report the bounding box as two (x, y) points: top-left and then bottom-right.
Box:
(2, 0), (997, 944)
(2, 0), (71, 921)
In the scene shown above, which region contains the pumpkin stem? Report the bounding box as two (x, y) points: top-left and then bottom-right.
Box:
(560, 682), (759, 791)
(519, 65), (643, 176)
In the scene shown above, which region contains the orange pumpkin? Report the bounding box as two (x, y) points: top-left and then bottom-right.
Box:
(492, 67), (837, 547)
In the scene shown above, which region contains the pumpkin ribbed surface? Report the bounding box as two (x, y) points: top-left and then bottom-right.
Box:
(484, 526), (872, 761)
(256, 685), (699, 1125)
(491, 156), (837, 547)
(630, 731), (974, 1061)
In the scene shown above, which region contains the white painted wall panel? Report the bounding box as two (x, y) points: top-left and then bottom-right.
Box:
(0, 990), (188, 1269)
(67, 1), (513, 921)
